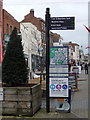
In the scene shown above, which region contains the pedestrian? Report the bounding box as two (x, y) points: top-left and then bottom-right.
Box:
(80, 63), (83, 70)
(68, 62), (71, 72)
(85, 63), (88, 74)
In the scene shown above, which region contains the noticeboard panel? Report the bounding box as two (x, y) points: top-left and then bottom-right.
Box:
(68, 73), (77, 89)
(49, 46), (69, 98)
(49, 77), (68, 97)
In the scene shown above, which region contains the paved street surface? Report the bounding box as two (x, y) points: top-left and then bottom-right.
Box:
(0, 70), (88, 119)
(71, 70), (88, 118)
(33, 70), (88, 118)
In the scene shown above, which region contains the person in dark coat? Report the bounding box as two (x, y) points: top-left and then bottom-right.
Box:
(85, 63), (88, 74)
(68, 62), (71, 72)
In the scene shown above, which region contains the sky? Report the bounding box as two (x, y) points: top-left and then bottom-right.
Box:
(3, 0), (90, 54)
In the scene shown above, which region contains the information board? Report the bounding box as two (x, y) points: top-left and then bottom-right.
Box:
(0, 88), (3, 101)
(49, 78), (68, 97)
(50, 46), (68, 65)
(49, 46), (69, 98)
(68, 73), (77, 89)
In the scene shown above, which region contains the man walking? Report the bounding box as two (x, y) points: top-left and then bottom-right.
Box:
(85, 63), (88, 74)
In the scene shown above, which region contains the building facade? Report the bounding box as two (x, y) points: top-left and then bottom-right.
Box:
(79, 48), (84, 64)
(0, 0), (3, 64)
(63, 41), (80, 64)
(21, 9), (45, 47)
(2, 9), (20, 53)
(88, 1), (90, 63)
(20, 22), (41, 78)
(21, 9), (62, 72)
(51, 33), (63, 46)
(21, 9), (62, 54)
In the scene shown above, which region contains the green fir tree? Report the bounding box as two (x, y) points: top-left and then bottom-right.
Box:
(2, 27), (28, 86)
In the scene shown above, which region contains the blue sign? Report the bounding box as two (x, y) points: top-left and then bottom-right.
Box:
(50, 84), (55, 90)
(62, 84), (68, 89)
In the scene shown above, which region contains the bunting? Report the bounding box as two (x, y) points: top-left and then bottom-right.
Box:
(83, 24), (90, 32)
(85, 46), (90, 49)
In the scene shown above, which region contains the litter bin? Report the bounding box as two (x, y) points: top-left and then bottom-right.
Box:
(56, 99), (70, 112)
(56, 87), (72, 113)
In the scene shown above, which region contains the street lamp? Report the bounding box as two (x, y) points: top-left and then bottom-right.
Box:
(38, 47), (43, 84)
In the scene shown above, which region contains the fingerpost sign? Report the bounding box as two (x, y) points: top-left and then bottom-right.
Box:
(45, 8), (75, 112)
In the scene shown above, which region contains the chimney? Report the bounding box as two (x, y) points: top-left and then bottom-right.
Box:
(69, 41), (72, 44)
(30, 9), (34, 17)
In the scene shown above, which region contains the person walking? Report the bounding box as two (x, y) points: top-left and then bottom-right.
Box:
(68, 62), (72, 72)
(85, 63), (88, 74)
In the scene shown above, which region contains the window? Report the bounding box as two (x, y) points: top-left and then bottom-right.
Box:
(42, 22), (45, 30)
(41, 32), (43, 40)
(43, 24), (45, 31)
(10, 26), (12, 34)
(42, 23), (43, 30)
(6, 24), (9, 35)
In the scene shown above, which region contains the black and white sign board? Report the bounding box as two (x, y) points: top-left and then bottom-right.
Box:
(68, 73), (77, 89)
(49, 77), (68, 97)
(50, 17), (75, 30)
(0, 88), (3, 101)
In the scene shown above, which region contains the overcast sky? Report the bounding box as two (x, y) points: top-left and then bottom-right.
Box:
(3, 0), (90, 54)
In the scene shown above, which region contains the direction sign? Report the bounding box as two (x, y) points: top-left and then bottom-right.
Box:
(50, 17), (75, 30)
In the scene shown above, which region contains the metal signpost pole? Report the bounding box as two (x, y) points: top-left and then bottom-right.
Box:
(45, 8), (50, 112)
(45, 8), (75, 112)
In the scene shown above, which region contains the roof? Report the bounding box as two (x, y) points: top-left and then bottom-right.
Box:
(63, 42), (79, 46)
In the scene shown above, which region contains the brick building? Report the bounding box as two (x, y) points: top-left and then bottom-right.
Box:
(21, 9), (45, 50)
(2, 9), (20, 52)
(21, 9), (46, 73)
(0, 0), (2, 30)
(21, 9), (62, 52)
(21, 9), (63, 72)
(0, 0), (3, 64)
(50, 32), (63, 46)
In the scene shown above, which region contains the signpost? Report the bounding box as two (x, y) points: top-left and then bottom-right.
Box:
(45, 8), (75, 112)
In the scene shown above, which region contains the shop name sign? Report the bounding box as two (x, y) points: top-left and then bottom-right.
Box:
(50, 17), (75, 30)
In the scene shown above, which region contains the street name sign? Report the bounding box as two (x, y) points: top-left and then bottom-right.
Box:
(50, 17), (75, 30)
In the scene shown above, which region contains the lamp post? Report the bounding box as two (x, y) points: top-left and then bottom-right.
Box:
(38, 47), (43, 84)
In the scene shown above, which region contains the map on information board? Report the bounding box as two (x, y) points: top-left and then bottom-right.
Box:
(50, 46), (68, 65)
